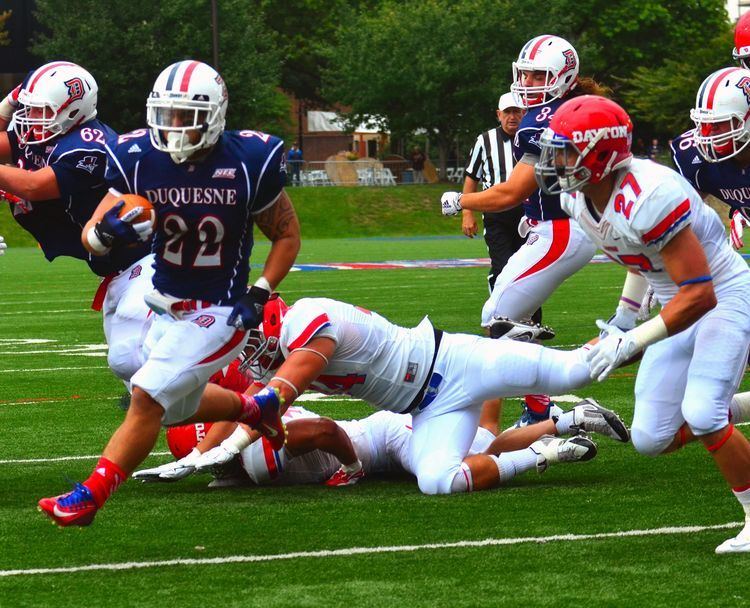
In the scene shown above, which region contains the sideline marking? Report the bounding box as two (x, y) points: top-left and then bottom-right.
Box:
(0, 522), (741, 577)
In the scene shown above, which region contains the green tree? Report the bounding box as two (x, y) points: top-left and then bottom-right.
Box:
(324, 0), (535, 172)
(0, 10), (11, 47)
(30, 0), (290, 137)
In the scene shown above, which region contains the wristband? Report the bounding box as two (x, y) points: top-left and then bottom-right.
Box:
(630, 313), (668, 351)
(223, 425), (253, 452)
(0, 96), (14, 121)
(253, 276), (272, 293)
(86, 225), (111, 254)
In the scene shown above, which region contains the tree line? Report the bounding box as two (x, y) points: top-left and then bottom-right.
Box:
(25, 0), (734, 167)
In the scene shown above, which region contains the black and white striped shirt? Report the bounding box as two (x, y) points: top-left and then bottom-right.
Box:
(464, 127), (515, 190)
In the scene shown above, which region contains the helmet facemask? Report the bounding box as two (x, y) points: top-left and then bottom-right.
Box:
(14, 92), (64, 145)
(690, 110), (750, 162)
(240, 329), (283, 380)
(511, 65), (564, 108)
(537, 131), (592, 194)
(147, 95), (223, 163)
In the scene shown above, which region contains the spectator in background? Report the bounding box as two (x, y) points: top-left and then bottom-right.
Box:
(287, 142), (303, 186)
(649, 138), (661, 160)
(411, 146), (426, 183)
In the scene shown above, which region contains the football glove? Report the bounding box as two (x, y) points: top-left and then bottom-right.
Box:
(132, 449), (201, 482)
(227, 285), (270, 330)
(0, 235), (6, 256)
(587, 320), (641, 382)
(94, 200), (153, 249)
(441, 192), (463, 216)
(730, 209), (750, 250)
(193, 441), (241, 473)
(602, 305), (638, 336)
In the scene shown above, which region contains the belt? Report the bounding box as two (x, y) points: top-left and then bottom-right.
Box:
(400, 328), (444, 415)
(91, 273), (116, 312)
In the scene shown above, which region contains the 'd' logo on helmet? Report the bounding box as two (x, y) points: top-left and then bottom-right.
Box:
(559, 49), (577, 76)
(736, 76), (750, 105)
(64, 77), (85, 102)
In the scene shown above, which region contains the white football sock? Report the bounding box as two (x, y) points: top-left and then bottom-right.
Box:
(491, 449), (538, 483)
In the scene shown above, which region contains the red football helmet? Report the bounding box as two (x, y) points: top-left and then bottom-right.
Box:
(734, 12), (750, 69)
(208, 355), (254, 392)
(165, 422), (213, 459)
(241, 293), (289, 379)
(536, 95), (633, 194)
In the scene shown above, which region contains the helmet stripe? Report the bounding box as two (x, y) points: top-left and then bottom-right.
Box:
(164, 62), (181, 92)
(706, 67), (741, 109)
(528, 35), (554, 60)
(27, 61), (75, 92)
(179, 61), (200, 93)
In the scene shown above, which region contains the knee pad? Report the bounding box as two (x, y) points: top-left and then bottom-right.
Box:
(415, 458), (460, 495)
(107, 341), (141, 382)
(683, 398), (726, 437)
(631, 426), (670, 457)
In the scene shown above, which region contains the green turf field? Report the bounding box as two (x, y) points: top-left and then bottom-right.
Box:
(1, 238), (749, 607)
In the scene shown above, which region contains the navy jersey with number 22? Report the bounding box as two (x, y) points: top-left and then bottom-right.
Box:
(105, 129), (286, 305)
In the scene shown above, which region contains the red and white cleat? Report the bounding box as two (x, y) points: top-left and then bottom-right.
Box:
(38, 482), (99, 527)
(325, 465), (365, 487)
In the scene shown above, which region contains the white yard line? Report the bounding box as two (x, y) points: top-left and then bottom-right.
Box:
(0, 522), (740, 577)
(0, 366), (109, 373)
(0, 451), (172, 465)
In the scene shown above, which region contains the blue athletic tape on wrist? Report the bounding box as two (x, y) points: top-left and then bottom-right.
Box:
(677, 275), (712, 286)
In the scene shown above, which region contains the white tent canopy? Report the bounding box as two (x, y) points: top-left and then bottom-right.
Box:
(307, 111), (384, 134)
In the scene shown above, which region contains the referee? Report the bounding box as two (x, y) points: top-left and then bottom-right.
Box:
(462, 92), (530, 299)
(462, 92), (533, 435)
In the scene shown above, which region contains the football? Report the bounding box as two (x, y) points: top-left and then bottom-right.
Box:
(115, 193), (155, 225)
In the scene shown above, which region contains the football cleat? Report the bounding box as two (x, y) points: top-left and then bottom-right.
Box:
(715, 520), (750, 554)
(325, 466), (365, 487)
(569, 398), (630, 443)
(514, 402), (564, 428)
(38, 482), (99, 527)
(253, 387), (288, 451)
(488, 317), (555, 342)
(530, 434), (597, 473)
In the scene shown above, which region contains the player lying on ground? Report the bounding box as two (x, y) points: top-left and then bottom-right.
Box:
(536, 94), (750, 554)
(191, 295), (631, 497)
(38, 60), (300, 528)
(133, 398), (625, 489)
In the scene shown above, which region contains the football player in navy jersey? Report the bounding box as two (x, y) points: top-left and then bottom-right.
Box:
(441, 35), (606, 426)
(38, 60), (300, 527)
(0, 62), (154, 382)
(671, 67), (750, 250)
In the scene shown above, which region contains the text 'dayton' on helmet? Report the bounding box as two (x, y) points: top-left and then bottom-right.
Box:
(535, 95), (633, 194)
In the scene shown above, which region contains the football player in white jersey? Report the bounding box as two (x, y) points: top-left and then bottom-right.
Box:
(184, 295), (630, 497)
(535, 95), (750, 554)
(133, 400), (617, 489)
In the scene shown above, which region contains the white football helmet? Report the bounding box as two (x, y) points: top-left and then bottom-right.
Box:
(146, 60), (228, 164)
(690, 67), (750, 162)
(511, 35), (579, 108)
(13, 61), (98, 145)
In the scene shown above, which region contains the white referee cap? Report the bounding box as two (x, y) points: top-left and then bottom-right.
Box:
(498, 92), (521, 111)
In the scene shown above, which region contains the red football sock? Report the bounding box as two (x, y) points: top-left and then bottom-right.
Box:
(83, 457), (128, 507)
(236, 392), (260, 426)
(524, 394), (551, 414)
